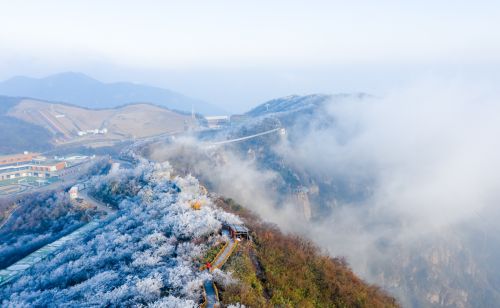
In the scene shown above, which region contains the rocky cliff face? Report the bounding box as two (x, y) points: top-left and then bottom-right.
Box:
(373, 229), (500, 307)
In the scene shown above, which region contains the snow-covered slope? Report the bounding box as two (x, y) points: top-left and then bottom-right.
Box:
(246, 94), (330, 117)
(245, 93), (369, 118)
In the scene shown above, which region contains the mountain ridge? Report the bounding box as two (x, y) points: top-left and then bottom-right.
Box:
(246, 93), (371, 117)
(0, 72), (225, 115)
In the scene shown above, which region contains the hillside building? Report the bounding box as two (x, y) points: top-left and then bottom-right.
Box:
(0, 152), (39, 165)
(223, 223), (250, 240)
(77, 128), (108, 136)
(69, 186), (79, 199)
(205, 116), (230, 129)
(0, 152), (67, 181)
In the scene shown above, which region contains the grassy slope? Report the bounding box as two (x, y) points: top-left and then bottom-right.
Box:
(0, 96), (53, 154)
(0, 116), (53, 154)
(215, 198), (399, 308)
(8, 100), (191, 141)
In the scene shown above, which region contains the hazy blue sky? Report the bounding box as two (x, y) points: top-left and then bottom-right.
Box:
(1, 0), (499, 112)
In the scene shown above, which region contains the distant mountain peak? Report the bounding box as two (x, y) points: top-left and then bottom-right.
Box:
(45, 71), (99, 82)
(0, 72), (224, 114)
(4, 72), (96, 84)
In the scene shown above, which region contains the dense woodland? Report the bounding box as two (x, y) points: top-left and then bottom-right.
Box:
(1, 161), (240, 306)
(0, 190), (101, 269)
(0, 159), (111, 269)
(1, 160), (397, 307)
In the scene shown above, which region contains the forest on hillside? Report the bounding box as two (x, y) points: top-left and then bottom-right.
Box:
(1, 160), (397, 307)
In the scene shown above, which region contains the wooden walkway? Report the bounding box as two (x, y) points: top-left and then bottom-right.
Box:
(202, 231), (239, 307)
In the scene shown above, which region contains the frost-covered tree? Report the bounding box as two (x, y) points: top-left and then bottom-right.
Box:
(1, 160), (243, 307)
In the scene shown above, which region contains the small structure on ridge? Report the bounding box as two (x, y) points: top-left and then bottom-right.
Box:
(223, 223), (250, 240)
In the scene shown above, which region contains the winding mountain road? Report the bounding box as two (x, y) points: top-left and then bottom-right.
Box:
(0, 205), (20, 230)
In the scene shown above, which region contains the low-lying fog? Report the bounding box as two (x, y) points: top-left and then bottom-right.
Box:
(150, 79), (500, 306)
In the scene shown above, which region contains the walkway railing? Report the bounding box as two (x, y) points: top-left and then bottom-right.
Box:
(200, 237), (240, 307)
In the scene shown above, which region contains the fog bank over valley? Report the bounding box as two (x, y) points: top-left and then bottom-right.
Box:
(149, 80), (500, 306)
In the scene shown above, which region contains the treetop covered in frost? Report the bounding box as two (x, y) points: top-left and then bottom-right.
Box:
(1, 160), (242, 307)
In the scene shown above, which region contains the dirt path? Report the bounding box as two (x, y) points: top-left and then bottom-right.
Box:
(79, 189), (113, 214)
